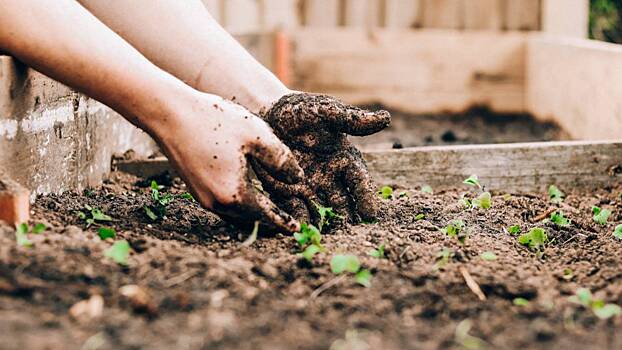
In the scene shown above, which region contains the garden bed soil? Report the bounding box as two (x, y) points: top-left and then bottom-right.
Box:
(1, 171), (621, 349)
(352, 106), (569, 150)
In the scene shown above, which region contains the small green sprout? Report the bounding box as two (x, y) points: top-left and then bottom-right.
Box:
(614, 224), (622, 239)
(472, 192), (492, 209)
(179, 192), (195, 201)
(367, 243), (386, 259)
(330, 254), (371, 287)
(454, 319), (486, 350)
(78, 204), (112, 227)
(562, 268), (574, 281)
(144, 180), (173, 221)
(15, 223), (48, 247)
(518, 227), (548, 251)
(569, 288), (622, 320)
(421, 185), (433, 194)
(513, 297), (529, 306)
(398, 191), (409, 198)
(415, 213), (425, 221)
(592, 206), (611, 225)
(441, 220), (468, 244)
(435, 248), (453, 269)
(313, 201), (342, 232)
(480, 251), (497, 261)
(548, 185), (564, 204)
(463, 175), (482, 189)
(294, 223), (324, 262)
(549, 211), (570, 227)
(32, 223), (47, 234)
(241, 221), (259, 247)
(98, 227), (116, 240)
(301, 244), (321, 262)
(378, 186), (394, 200)
(507, 225), (521, 235)
(104, 240), (130, 266)
(459, 195), (472, 209)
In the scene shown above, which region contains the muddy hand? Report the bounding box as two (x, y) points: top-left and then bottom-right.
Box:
(257, 93), (390, 224)
(155, 92), (304, 233)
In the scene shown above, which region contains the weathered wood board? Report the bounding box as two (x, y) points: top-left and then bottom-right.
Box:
(504, 0), (540, 31)
(302, 0), (339, 27)
(115, 141), (622, 193)
(383, 0), (422, 28)
(464, 0), (503, 30)
(289, 28), (527, 114)
(526, 35), (622, 140)
(422, 0), (464, 29)
(541, 0), (588, 38)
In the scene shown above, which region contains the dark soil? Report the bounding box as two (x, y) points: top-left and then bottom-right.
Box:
(352, 106), (570, 150)
(1, 171), (622, 350)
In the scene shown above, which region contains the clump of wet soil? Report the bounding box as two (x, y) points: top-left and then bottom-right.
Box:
(1, 171), (621, 350)
(353, 106), (570, 150)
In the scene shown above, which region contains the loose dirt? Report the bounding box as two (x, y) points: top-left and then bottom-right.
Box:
(353, 106), (570, 151)
(1, 171), (621, 350)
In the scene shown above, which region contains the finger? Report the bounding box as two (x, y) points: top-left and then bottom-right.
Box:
(342, 152), (379, 222)
(247, 130), (304, 184)
(330, 106), (391, 137)
(277, 197), (310, 224)
(251, 190), (301, 233)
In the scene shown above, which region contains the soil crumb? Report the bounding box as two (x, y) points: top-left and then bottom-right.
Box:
(1, 171), (621, 350)
(353, 106), (570, 150)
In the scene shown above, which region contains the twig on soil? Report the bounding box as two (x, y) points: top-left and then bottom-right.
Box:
(162, 269), (200, 288)
(532, 208), (557, 223)
(310, 274), (348, 299)
(459, 267), (486, 301)
(399, 246), (411, 259)
(562, 233), (587, 245)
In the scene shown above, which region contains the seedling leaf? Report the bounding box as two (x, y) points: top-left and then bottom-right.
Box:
(313, 202), (342, 232)
(518, 227), (548, 251)
(104, 240), (130, 265)
(421, 185), (433, 194)
(16, 223), (28, 235)
(513, 297), (529, 306)
(15, 223), (33, 247)
(301, 244), (321, 262)
(569, 288), (622, 319)
(508, 225), (521, 235)
(562, 268), (574, 281)
(355, 269), (372, 288)
(144, 205), (158, 221)
(415, 213), (425, 221)
(592, 206), (611, 225)
(331, 255), (360, 275)
(472, 192), (492, 209)
(550, 211), (570, 227)
(91, 208), (112, 222)
(379, 186), (394, 200)
(435, 248), (453, 269)
(242, 221), (260, 247)
(32, 223), (47, 234)
(98, 227), (116, 240)
(463, 175), (481, 189)
(295, 223), (322, 248)
(480, 251), (497, 261)
(614, 224), (622, 240)
(548, 185), (564, 203)
(180, 192), (195, 201)
(594, 304), (622, 320)
(367, 244), (386, 259)
(441, 220), (467, 244)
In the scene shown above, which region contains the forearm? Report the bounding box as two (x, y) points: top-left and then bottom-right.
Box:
(0, 0), (191, 136)
(77, 0), (289, 114)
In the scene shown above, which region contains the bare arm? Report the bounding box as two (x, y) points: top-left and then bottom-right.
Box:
(77, 0), (289, 114)
(0, 0), (303, 232)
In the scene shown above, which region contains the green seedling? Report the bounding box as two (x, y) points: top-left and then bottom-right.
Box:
(435, 248), (453, 269)
(398, 191), (409, 198)
(480, 251), (497, 261)
(441, 220), (468, 244)
(592, 206), (611, 225)
(301, 244), (322, 262)
(518, 227), (548, 251)
(179, 192), (195, 202)
(472, 192), (492, 209)
(367, 243), (386, 259)
(144, 180), (173, 221)
(241, 221), (259, 247)
(513, 297), (529, 306)
(379, 185), (394, 200)
(421, 185), (433, 194)
(415, 213), (425, 221)
(15, 222), (48, 247)
(507, 225), (521, 235)
(549, 211), (570, 227)
(459, 195), (472, 209)
(454, 319), (486, 350)
(562, 268), (574, 281)
(548, 185), (565, 204)
(78, 204), (112, 227)
(294, 223), (324, 262)
(98, 227), (116, 240)
(330, 254), (372, 287)
(569, 288), (622, 320)
(313, 201), (343, 232)
(614, 224), (622, 239)
(463, 175), (482, 189)
(104, 240), (130, 266)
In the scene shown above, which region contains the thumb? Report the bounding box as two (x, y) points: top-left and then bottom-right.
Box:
(248, 130), (304, 184)
(336, 107), (391, 136)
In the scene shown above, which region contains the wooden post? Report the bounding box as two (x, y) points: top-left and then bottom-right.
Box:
(342, 0), (382, 28)
(504, 0), (540, 31)
(384, 0), (422, 28)
(303, 0), (340, 27)
(541, 0), (588, 38)
(422, 0), (464, 29)
(464, 0), (503, 30)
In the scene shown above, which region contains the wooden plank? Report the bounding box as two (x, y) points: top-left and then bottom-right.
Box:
(464, 0), (502, 30)
(504, 0), (540, 31)
(260, 0), (299, 31)
(541, 0), (588, 38)
(223, 0), (262, 35)
(303, 0), (339, 27)
(289, 28), (527, 114)
(115, 141), (622, 192)
(342, 0), (382, 28)
(202, 0), (223, 23)
(526, 35), (622, 141)
(384, 0), (422, 28)
(422, 0), (464, 29)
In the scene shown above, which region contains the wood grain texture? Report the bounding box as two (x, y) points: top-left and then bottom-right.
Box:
(464, 0), (502, 30)
(422, 0), (464, 29)
(526, 35), (622, 141)
(115, 141), (622, 192)
(289, 28), (527, 113)
(504, 0), (540, 31)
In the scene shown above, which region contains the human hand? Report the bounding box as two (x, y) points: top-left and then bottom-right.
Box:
(256, 93), (390, 225)
(153, 92), (304, 233)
